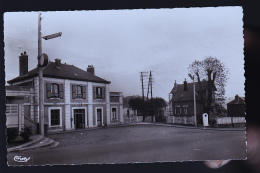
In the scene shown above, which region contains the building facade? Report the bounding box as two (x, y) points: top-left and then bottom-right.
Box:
(227, 95), (245, 117)
(6, 52), (123, 133)
(167, 79), (212, 125)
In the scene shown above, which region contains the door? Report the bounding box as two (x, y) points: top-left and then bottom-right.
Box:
(97, 109), (102, 126)
(74, 109), (85, 129)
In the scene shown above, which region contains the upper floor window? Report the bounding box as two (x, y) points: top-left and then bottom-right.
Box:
(46, 83), (64, 99)
(72, 85), (86, 99)
(93, 86), (105, 99)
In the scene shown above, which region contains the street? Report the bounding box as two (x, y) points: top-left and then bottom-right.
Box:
(7, 125), (246, 165)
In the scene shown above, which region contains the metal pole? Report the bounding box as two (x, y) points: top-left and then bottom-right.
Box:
(38, 12), (44, 136)
(193, 76), (197, 127)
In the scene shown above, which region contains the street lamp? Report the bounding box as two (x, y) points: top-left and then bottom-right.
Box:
(38, 12), (62, 136)
(188, 74), (197, 127)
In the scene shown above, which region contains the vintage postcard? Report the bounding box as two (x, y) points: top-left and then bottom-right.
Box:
(4, 7), (246, 165)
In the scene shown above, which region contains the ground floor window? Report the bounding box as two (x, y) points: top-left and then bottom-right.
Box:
(51, 109), (60, 126)
(49, 107), (62, 127)
(183, 105), (188, 114)
(175, 106), (181, 115)
(111, 108), (117, 121)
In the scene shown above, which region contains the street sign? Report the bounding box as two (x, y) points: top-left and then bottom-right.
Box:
(43, 32), (62, 40)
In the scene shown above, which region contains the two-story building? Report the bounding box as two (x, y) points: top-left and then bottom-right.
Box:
(167, 79), (212, 125)
(6, 52), (123, 133)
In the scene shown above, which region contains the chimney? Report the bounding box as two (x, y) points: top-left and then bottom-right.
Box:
(184, 78), (187, 91)
(87, 65), (95, 75)
(19, 51), (28, 76)
(55, 59), (61, 68)
(174, 80), (177, 92)
(235, 95), (239, 103)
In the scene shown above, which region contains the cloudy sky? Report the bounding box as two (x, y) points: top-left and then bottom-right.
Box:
(4, 7), (244, 101)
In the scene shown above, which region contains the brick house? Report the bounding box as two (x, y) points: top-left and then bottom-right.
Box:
(6, 52), (123, 133)
(227, 95), (245, 117)
(168, 79), (213, 125)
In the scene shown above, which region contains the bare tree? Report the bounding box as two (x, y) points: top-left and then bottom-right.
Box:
(188, 56), (229, 115)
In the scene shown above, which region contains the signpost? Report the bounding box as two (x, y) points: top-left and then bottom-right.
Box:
(38, 12), (62, 136)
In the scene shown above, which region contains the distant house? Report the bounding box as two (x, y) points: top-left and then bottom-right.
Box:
(168, 79), (214, 125)
(227, 95), (245, 117)
(6, 51), (123, 134)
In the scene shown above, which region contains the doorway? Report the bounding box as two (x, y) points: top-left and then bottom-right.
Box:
(96, 108), (102, 126)
(74, 109), (85, 129)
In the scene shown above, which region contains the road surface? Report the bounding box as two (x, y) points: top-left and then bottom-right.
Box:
(7, 124), (246, 165)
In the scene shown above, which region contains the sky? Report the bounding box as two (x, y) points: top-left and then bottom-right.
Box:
(4, 7), (244, 101)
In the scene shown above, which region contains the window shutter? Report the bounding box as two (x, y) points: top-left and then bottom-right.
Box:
(46, 83), (51, 98)
(102, 87), (105, 99)
(93, 86), (96, 99)
(59, 84), (64, 99)
(72, 85), (76, 99)
(82, 86), (86, 99)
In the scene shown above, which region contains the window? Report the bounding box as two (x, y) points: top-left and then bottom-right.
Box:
(183, 105), (188, 114)
(93, 86), (105, 99)
(72, 85), (86, 99)
(51, 109), (60, 126)
(175, 106), (181, 115)
(111, 108), (117, 121)
(46, 83), (63, 99)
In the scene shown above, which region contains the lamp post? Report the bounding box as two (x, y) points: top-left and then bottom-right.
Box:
(38, 12), (62, 136)
(188, 74), (197, 127)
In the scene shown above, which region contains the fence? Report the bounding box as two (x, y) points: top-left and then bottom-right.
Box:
(124, 116), (154, 123)
(216, 117), (245, 125)
(166, 116), (194, 125)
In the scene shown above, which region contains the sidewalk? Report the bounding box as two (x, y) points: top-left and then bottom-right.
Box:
(7, 135), (59, 152)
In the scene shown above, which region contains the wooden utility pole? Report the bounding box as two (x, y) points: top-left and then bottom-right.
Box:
(141, 72), (145, 121)
(38, 12), (45, 136)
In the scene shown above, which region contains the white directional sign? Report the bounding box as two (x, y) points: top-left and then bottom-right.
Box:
(43, 32), (62, 40)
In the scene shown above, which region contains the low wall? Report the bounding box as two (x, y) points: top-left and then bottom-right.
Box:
(216, 117), (245, 125)
(166, 116), (194, 125)
(124, 116), (154, 123)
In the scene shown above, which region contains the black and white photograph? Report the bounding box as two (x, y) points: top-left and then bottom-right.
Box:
(4, 7), (246, 165)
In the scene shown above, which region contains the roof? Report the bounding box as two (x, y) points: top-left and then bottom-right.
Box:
(7, 62), (111, 84)
(170, 81), (210, 102)
(5, 85), (31, 91)
(227, 96), (245, 105)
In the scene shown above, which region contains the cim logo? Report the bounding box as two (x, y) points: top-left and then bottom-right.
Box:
(14, 155), (30, 162)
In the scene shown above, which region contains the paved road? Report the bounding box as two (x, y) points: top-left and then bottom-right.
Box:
(7, 125), (246, 165)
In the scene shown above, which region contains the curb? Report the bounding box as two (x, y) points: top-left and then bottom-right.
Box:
(48, 122), (245, 136)
(7, 136), (59, 152)
(7, 135), (44, 152)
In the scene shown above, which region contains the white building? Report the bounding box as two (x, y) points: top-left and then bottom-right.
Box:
(6, 52), (123, 133)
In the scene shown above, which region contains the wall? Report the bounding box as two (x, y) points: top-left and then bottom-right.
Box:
(216, 117), (246, 125)
(166, 116), (194, 125)
(124, 116), (154, 123)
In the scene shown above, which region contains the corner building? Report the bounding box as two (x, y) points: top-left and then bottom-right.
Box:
(7, 52), (124, 133)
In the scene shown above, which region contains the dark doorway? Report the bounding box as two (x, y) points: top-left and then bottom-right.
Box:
(97, 108), (102, 126)
(74, 109), (85, 129)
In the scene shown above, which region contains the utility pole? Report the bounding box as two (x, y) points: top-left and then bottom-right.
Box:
(38, 12), (44, 136)
(189, 74), (197, 127)
(141, 72), (145, 121)
(38, 12), (62, 136)
(150, 71), (154, 122)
